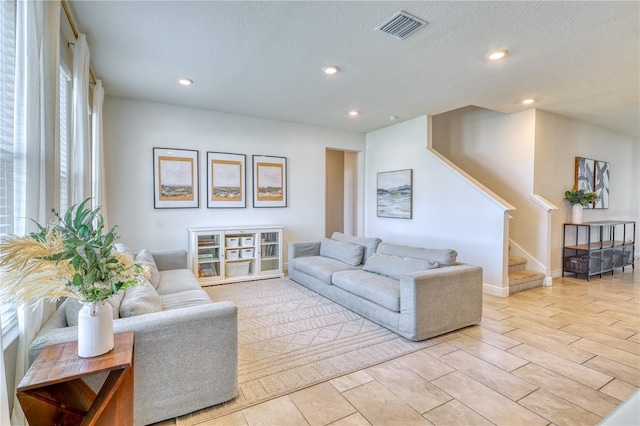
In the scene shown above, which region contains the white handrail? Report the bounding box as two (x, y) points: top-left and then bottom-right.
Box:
(530, 193), (558, 211)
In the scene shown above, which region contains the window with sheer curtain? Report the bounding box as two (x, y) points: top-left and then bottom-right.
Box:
(0, 0), (17, 338)
(1, 0), (102, 342)
(59, 66), (71, 213)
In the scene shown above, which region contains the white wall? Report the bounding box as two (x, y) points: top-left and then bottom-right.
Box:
(365, 116), (510, 296)
(534, 110), (640, 275)
(102, 97), (366, 260)
(431, 107), (548, 271)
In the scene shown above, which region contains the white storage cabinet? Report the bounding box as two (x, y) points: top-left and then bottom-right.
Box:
(188, 226), (284, 285)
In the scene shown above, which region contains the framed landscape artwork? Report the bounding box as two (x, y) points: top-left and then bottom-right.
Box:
(377, 169), (412, 219)
(574, 156), (609, 209)
(207, 152), (246, 208)
(253, 155), (287, 208)
(153, 148), (199, 208)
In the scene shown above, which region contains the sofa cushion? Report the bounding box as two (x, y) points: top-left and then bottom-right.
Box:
(363, 253), (439, 280)
(320, 238), (364, 266)
(160, 289), (213, 311)
(331, 232), (382, 262)
(156, 268), (202, 295)
(290, 255), (358, 284)
(120, 282), (162, 317)
(65, 291), (124, 326)
(332, 270), (400, 312)
(376, 242), (457, 266)
(135, 249), (160, 288)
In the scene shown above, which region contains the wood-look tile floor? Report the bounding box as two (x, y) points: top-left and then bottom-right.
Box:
(168, 271), (640, 426)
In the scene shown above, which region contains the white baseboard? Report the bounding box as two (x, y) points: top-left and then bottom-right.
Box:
(543, 277), (553, 286)
(483, 283), (509, 298)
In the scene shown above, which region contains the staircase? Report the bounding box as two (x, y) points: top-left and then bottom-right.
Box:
(509, 256), (545, 294)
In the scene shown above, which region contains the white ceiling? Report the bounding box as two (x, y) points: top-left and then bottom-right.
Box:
(68, 1), (640, 137)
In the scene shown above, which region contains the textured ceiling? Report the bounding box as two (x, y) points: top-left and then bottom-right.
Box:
(68, 1), (639, 137)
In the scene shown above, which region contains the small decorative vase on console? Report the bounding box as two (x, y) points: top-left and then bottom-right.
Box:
(77, 301), (114, 358)
(571, 204), (584, 224)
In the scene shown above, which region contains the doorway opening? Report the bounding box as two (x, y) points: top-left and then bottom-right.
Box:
(325, 149), (358, 238)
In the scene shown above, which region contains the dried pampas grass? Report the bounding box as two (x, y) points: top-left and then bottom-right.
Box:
(0, 234), (76, 308)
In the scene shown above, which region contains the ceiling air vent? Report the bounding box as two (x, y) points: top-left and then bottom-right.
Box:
(376, 11), (427, 40)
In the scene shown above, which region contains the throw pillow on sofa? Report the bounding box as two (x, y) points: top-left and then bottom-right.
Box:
(320, 238), (364, 266)
(135, 249), (160, 288)
(114, 243), (136, 260)
(331, 232), (382, 262)
(376, 242), (457, 266)
(363, 253), (438, 280)
(120, 282), (162, 317)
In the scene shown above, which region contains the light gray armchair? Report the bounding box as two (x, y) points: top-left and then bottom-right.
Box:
(28, 250), (238, 426)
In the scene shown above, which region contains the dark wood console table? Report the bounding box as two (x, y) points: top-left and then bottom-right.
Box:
(17, 331), (134, 426)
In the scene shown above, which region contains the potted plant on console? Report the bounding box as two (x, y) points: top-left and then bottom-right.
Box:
(0, 199), (149, 357)
(564, 187), (599, 224)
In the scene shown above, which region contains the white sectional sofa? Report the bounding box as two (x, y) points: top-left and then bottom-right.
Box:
(288, 233), (483, 341)
(28, 249), (238, 426)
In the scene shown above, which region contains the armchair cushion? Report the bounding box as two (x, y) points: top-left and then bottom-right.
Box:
(135, 249), (160, 288)
(120, 282), (162, 317)
(160, 289), (212, 310)
(156, 269), (202, 295)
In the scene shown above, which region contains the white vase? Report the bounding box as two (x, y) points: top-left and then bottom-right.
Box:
(571, 204), (584, 224)
(77, 301), (114, 358)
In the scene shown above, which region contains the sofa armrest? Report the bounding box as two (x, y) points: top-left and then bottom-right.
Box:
(288, 241), (321, 264)
(151, 249), (188, 271)
(29, 301), (238, 426)
(398, 264), (483, 341)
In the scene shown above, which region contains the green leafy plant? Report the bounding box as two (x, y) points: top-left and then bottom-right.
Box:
(564, 187), (599, 206)
(0, 199), (149, 305)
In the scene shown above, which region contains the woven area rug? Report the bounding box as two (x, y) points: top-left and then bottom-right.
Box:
(177, 277), (451, 425)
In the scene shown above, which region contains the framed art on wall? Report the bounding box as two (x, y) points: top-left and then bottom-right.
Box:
(377, 169), (412, 219)
(575, 157), (595, 191)
(594, 160), (610, 209)
(253, 155), (287, 208)
(207, 152), (246, 208)
(153, 148), (199, 208)
(574, 156), (609, 209)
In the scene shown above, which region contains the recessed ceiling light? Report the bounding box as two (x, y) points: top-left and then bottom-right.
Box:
(179, 78), (193, 86)
(348, 111), (359, 116)
(488, 49), (509, 60)
(521, 98), (536, 105)
(323, 66), (340, 75)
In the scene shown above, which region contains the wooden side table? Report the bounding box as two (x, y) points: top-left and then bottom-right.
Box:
(17, 331), (134, 426)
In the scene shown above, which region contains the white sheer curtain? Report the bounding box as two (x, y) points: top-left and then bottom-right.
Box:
(91, 79), (108, 226)
(11, 0), (59, 423)
(70, 33), (91, 205)
(1, 322), (9, 425)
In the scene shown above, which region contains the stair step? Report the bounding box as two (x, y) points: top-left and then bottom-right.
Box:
(509, 256), (527, 273)
(509, 269), (545, 294)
